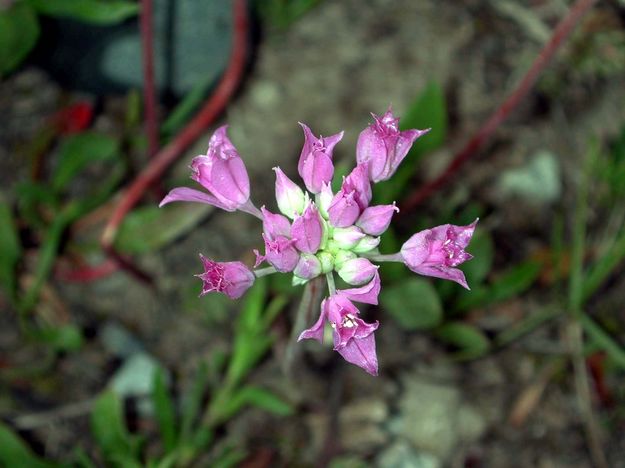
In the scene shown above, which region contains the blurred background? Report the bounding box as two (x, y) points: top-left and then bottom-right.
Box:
(1, 0), (625, 466)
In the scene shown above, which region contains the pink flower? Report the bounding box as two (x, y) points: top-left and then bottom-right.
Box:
(328, 189), (360, 228)
(401, 219), (478, 289)
(261, 206), (291, 240)
(299, 295), (379, 376)
(274, 167), (306, 218)
(160, 126), (253, 212)
(356, 108), (430, 182)
(161, 113), (480, 377)
(338, 270), (381, 305)
(298, 123), (344, 194)
(196, 254), (255, 299)
(255, 234), (299, 273)
(356, 203), (399, 236)
(291, 203), (323, 254)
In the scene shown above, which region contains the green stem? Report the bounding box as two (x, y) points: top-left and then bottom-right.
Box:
(325, 272), (336, 295)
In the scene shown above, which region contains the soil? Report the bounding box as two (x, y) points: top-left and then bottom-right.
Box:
(1, 0), (625, 467)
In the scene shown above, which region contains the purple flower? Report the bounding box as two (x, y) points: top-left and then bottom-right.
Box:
(401, 219), (478, 289)
(327, 164), (371, 228)
(297, 123), (344, 194)
(261, 206), (291, 240)
(356, 108), (430, 182)
(338, 270), (381, 305)
(160, 126), (251, 211)
(255, 234), (299, 273)
(342, 163), (372, 210)
(291, 203), (323, 254)
(327, 189), (360, 228)
(160, 112), (481, 377)
(356, 203), (399, 236)
(274, 167), (306, 218)
(196, 254), (255, 299)
(299, 295), (379, 376)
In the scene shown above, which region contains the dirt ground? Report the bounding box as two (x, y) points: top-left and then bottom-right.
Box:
(1, 0), (625, 466)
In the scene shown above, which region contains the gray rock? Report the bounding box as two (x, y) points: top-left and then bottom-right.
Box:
(389, 373), (487, 461)
(375, 441), (441, 468)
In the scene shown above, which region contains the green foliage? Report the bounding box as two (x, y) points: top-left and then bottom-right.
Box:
(91, 391), (142, 467)
(0, 0), (137, 77)
(0, 202), (22, 301)
(220, 386), (294, 421)
(115, 204), (211, 254)
(51, 132), (119, 192)
(380, 278), (443, 330)
(455, 260), (542, 312)
(161, 75), (215, 137)
(255, 0), (323, 30)
(436, 322), (490, 360)
(374, 82), (447, 204)
(152, 369), (177, 452)
(28, 0), (139, 25)
(35, 324), (84, 352)
(0, 422), (56, 468)
(0, 2), (39, 76)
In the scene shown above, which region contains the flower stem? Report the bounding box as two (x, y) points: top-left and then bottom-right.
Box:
(240, 199), (263, 220)
(360, 253), (403, 263)
(326, 272), (336, 295)
(253, 266), (276, 278)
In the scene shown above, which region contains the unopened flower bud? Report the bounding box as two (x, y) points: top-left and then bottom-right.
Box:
(356, 203), (399, 236)
(294, 254), (322, 279)
(337, 258), (378, 285)
(332, 226), (366, 249)
(316, 251), (335, 273)
(352, 235), (380, 254)
(291, 203), (323, 254)
(274, 167), (306, 218)
(334, 249), (357, 269)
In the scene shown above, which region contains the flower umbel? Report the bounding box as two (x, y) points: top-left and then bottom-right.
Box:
(161, 109), (478, 375)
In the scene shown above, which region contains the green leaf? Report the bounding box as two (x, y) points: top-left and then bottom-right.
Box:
(90, 391), (141, 466)
(152, 368), (177, 452)
(0, 2), (39, 76)
(220, 386), (293, 421)
(179, 362), (209, 443)
(28, 0), (139, 25)
(115, 204), (212, 254)
(211, 446), (246, 468)
(238, 276), (268, 330)
(35, 324), (84, 352)
(51, 132), (120, 192)
(374, 82), (447, 204)
(0, 202), (21, 301)
(380, 278), (443, 330)
(436, 322), (490, 359)
(0, 421), (56, 468)
(225, 280), (273, 388)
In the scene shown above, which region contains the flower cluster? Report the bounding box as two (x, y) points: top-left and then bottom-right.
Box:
(160, 109), (477, 375)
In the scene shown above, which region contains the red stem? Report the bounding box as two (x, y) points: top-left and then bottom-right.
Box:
(61, 0), (248, 283)
(140, 0), (159, 158)
(102, 0), (248, 248)
(400, 0), (598, 213)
